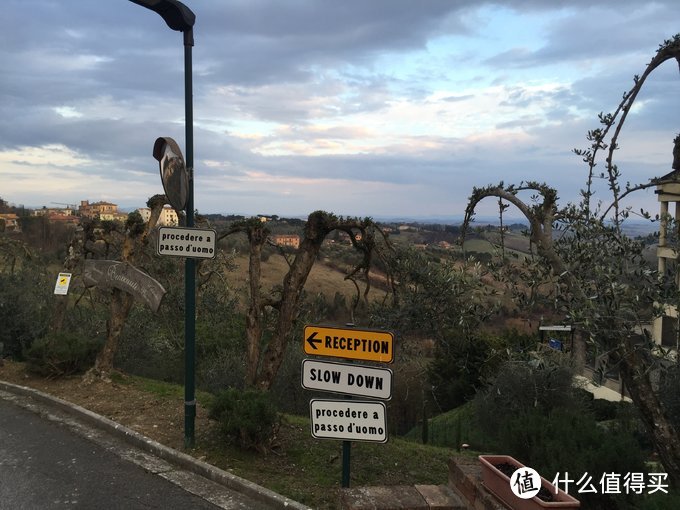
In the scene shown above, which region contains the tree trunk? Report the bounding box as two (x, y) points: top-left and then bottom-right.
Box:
(255, 290), (304, 391)
(235, 212), (377, 390)
(255, 213), (329, 390)
(245, 233), (264, 387)
(82, 195), (166, 383)
(85, 289), (133, 382)
(619, 348), (680, 487)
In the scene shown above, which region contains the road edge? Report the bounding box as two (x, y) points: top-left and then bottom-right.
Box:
(0, 379), (311, 510)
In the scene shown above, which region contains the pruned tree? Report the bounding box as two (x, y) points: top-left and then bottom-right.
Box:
(220, 210), (388, 390)
(465, 184), (680, 485)
(462, 34), (680, 485)
(74, 194), (168, 382)
(463, 182), (588, 363)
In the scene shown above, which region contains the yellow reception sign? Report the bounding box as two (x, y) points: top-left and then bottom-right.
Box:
(304, 325), (394, 363)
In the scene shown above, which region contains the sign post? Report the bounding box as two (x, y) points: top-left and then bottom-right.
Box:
(302, 323), (395, 488)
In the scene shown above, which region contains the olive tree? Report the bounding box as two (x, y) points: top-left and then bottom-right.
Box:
(463, 34), (680, 484)
(220, 210), (388, 390)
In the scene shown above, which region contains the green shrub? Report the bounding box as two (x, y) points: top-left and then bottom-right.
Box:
(208, 388), (279, 452)
(589, 394), (632, 422)
(25, 331), (101, 377)
(637, 492), (680, 510)
(474, 360), (649, 510)
(270, 342), (307, 415)
(0, 269), (51, 359)
(428, 333), (490, 411)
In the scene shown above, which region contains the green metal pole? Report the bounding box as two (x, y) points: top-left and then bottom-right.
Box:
(183, 27), (196, 449)
(128, 0), (197, 450)
(341, 322), (354, 488)
(341, 440), (351, 487)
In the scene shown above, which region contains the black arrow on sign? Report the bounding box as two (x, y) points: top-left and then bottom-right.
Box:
(306, 331), (322, 350)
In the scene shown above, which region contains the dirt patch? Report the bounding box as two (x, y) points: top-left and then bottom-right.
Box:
(0, 360), (213, 452)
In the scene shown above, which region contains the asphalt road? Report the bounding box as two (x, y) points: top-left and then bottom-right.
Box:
(0, 394), (272, 510)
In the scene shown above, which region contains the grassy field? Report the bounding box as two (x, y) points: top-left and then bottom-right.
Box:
(462, 233), (531, 259)
(111, 374), (458, 509)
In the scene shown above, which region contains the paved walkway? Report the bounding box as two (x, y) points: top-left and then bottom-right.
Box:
(0, 383), (309, 510)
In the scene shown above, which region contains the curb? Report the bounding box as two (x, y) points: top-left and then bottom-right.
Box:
(0, 380), (311, 510)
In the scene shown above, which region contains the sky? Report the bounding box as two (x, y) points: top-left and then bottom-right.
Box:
(0, 1), (678, 220)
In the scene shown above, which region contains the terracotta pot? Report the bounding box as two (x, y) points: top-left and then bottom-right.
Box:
(479, 455), (580, 509)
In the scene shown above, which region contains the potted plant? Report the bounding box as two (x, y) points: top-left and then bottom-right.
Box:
(479, 455), (580, 509)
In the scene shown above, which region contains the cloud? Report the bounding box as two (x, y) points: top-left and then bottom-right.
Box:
(0, 0), (677, 219)
(484, 2), (677, 69)
(195, 0), (469, 84)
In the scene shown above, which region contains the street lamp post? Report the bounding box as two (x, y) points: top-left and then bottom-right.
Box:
(129, 0), (197, 448)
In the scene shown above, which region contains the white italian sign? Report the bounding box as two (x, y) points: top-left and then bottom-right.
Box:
(302, 360), (392, 400)
(157, 227), (217, 259)
(310, 399), (387, 443)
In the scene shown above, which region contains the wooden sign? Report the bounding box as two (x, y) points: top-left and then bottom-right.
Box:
(83, 260), (166, 312)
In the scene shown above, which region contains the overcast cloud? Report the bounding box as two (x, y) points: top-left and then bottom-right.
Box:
(0, 0), (678, 219)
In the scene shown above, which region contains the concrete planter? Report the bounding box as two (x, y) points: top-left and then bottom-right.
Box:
(479, 455), (580, 509)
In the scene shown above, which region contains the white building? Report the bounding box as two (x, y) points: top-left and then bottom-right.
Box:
(136, 206), (179, 226)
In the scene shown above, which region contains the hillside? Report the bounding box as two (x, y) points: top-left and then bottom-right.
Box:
(225, 254), (358, 299)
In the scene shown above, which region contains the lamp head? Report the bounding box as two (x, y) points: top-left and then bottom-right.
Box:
(129, 0), (195, 32)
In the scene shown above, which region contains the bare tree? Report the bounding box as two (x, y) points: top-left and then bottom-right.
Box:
(220, 210), (388, 390)
(80, 195), (168, 382)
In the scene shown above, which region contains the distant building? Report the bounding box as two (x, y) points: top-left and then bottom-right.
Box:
(270, 234), (300, 249)
(136, 208), (151, 223)
(653, 167), (680, 348)
(33, 207), (73, 217)
(0, 213), (20, 232)
(337, 231), (362, 244)
(47, 213), (79, 226)
(136, 206), (179, 226)
(79, 200), (126, 221)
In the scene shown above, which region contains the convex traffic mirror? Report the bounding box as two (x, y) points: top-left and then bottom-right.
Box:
(153, 136), (188, 212)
